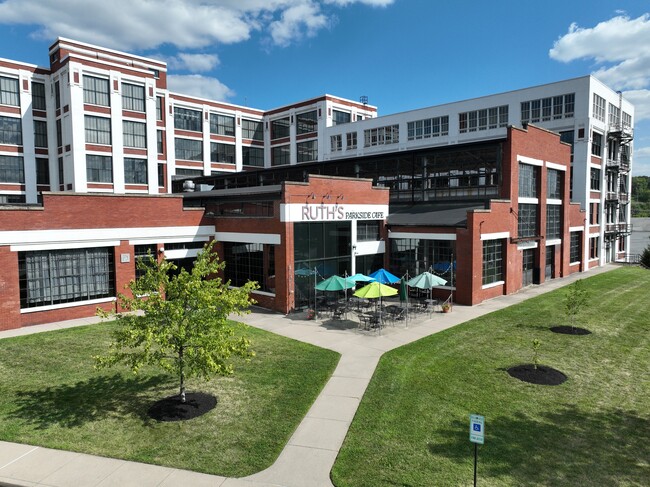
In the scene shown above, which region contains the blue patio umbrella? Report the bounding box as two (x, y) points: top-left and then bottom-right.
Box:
(369, 268), (401, 285)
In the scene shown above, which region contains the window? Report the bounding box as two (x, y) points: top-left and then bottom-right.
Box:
(124, 157), (147, 184)
(519, 163), (537, 198)
(0, 116), (22, 145)
(518, 203), (537, 238)
(18, 248), (115, 308)
(175, 138), (203, 161)
(86, 154), (113, 183)
(83, 75), (110, 107)
(297, 140), (317, 163)
(593, 94), (606, 121)
(121, 83), (145, 112)
(242, 146), (264, 167)
(332, 110), (351, 125)
(608, 103), (621, 127)
(622, 111), (632, 129)
(542, 97), (552, 121)
(590, 168), (601, 191)
(175, 168), (203, 177)
(546, 205), (561, 240)
(330, 134), (342, 152)
(271, 117), (290, 139)
(157, 130), (164, 154)
(297, 110), (317, 134)
(364, 125), (399, 147)
(157, 164), (165, 187)
(223, 242), (275, 293)
(590, 202), (600, 225)
(134, 244), (157, 280)
(55, 80), (61, 109)
(210, 113), (235, 136)
(357, 221), (379, 241)
(33, 120), (48, 148)
(210, 142), (235, 164)
(58, 157), (64, 185)
(174, 107), (202, 132)
(522, 93), (574, 123)
(85, 115), (111, 145)
(242, 119), (263, 140)
(388, 238), (455, 283)
(570, 232), (581, 263)
(460, 105), (507, 133)
(482, 239), (504, 285)
(407, 115), (449, 140)
(0, 76), (20, 106)
(56, 119), (62, 147)
(589, 237), (599, 259)
(123, 120), (146, 148)
(346, 132), (357, 149)
(591, 132), (603, 157)
(271, 145), (290, 166)
(0, 155), (24, 183)
(559, 130), (574, 156)
(547, 169), (561, 199)
(36, 158), (49, 185)
(32, 82), (46, 110)
(156, 96), (163, 121)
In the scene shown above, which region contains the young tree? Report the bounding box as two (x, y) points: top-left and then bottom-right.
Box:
(564, 279), (589, 330)
(95, 241), (258, 402)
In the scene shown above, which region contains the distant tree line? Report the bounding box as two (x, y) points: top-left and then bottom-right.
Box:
(632, 176), (650, 217)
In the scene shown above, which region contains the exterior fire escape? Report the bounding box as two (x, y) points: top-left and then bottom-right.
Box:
(605, 93), (633, 240)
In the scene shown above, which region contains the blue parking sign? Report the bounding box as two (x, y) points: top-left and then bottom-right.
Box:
(470, 414), (484, 444)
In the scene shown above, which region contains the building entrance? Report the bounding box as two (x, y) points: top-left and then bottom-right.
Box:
(522, 249), (535, 287)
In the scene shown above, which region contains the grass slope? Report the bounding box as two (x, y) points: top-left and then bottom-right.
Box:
(332, 267), (650, 486)
(0, 321), (339, 477)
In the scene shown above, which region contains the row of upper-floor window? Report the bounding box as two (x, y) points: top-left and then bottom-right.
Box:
(592, 94), (632, 127)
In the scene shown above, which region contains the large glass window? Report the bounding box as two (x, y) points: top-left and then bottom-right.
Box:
(389, 238), (455, 282)
(332, 110), (351, 125)
(460, 105), (507, 133)
(271, 144), (290, 166)
(297, 110), (317, 134)
(521, 94), (573, 123)
(174, 107), (203, 132)
(18, 248), (115, 308)
(482, 239), (504, 285)
(85, 115), (111, 145)
(0, 76), (20, 106)
(124, 157), (147, 184)
(570, 232), (581, 263)
(547, 169), (562, 199)
(223, 242), (275, 293)
(121, 83), (145, 112)
(32, 82), (46, 110)
(590, 168), (601, 190)
(36, 158), (49, 185)
(86, 155), (113, 183)
(123, 120), (146, 148)
(83, 75), (110, 106)
(210, 113), (235, 136)
(592, 132), (603, 157)
(242, 119), (263, 140)
(242, 146), (264, 167)
(34, 120), (48, 148)
(175, 138), (203, 161)
(210, 142), (235, 164)
(407, 115), (449, 140)
(546, 205), (562, 239)
(519, 163), (537, 198)
(364, 125), (399, 147)
(593, 94), (606, 121)
(297, 140), (317, 163)
(271, 117), (290, 139)
(0, 116), (22, 145)
(0, 155), (24, 183)
(518, 203), (537, 238)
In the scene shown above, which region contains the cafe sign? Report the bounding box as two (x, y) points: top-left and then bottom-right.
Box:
(280, 204), (389, 222)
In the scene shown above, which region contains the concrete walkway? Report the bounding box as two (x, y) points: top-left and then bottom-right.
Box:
(0, 265), (616, 487)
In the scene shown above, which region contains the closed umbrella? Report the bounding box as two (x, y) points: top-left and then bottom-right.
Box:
(369, 268), (401, 285)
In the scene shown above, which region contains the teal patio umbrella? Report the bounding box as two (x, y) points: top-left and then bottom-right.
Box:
(315, 275), (355, 292)
(407, 271), (447, 305)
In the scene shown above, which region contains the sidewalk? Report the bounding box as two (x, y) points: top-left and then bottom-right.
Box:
(0, 265), (617, 487)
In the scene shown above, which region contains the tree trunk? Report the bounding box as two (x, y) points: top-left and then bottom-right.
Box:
(179, 346), (186, 403)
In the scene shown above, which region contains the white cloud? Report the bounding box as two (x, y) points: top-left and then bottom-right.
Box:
(624, 90), (650, 121)
(168, 53), (220, 73)
(167, 74), (235, 102)
(632, 146), (650, 176)
(0, 0), (395, 50)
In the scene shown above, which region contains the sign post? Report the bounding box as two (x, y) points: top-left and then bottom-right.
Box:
(469, 414), (484, 487)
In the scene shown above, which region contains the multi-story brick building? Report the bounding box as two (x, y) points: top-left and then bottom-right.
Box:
(0, 37), (634, 329)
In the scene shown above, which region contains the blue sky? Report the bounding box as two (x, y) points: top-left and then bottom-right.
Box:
(0, 0), (648, 175)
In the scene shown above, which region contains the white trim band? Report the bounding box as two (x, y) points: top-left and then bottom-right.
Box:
(215, 232), (281, 245)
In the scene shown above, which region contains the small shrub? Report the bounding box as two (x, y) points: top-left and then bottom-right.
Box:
(565, 279), (588, 330)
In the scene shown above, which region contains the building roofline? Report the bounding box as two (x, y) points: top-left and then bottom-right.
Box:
(50, 37), (167, 69)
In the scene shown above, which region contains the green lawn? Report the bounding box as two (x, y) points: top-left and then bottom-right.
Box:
(0, 320), (339, 477)
(332, 267), (650, 487)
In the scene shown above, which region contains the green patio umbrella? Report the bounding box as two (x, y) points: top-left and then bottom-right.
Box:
(315, 275), (355, 292)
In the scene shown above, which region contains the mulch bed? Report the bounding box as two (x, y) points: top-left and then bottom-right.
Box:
(148, 392), (217, 422)
(507, 364), (567, 386)
(550, 325), (592, 335)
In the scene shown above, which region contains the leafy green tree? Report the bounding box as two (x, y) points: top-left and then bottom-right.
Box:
(96, 241), (258, 402)
(565, 279), (589, 330)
